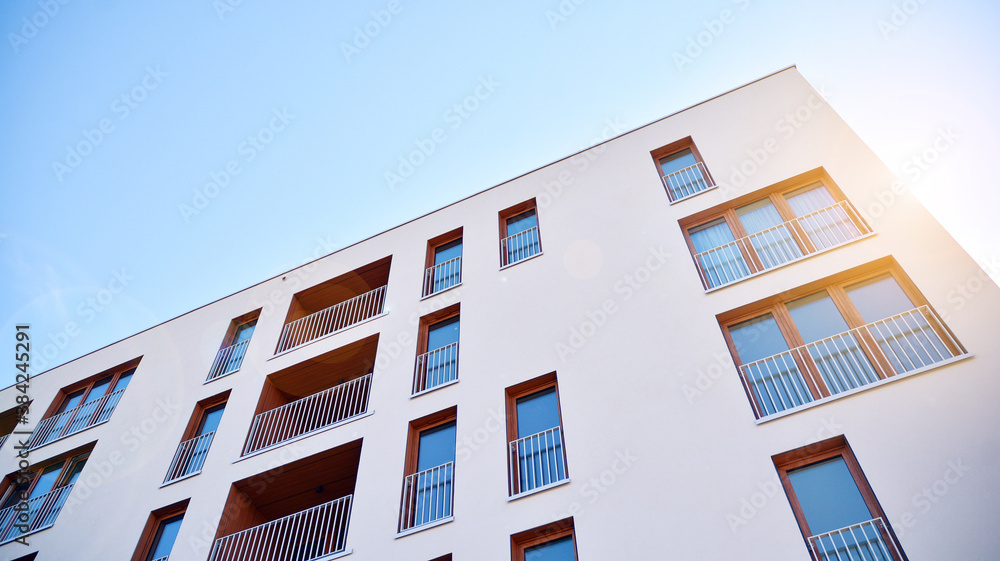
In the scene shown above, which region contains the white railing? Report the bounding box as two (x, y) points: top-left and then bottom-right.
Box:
(208, 495), (353, 561)
(243, 373), (372, 456)
(412, 342), (459, 395)
(206, 339), (251, 382)
(808, 518), (903, 561)
(501, 227), (542, 267)
(740, 306), (963, 419)
(163, 431), (216, 484)
(151, 557), (169, 561)
(423, 256), (462, 297)
(0, 484), (73, 544)
(694, 201), (870, 289)
(0, 434), (8, 450)
(28, 388), (127, 449)
(276, 285), (387, 354)
(662, 161), (715, 202)
(398, 462), (454, 533)
(508, 426), (568, 497)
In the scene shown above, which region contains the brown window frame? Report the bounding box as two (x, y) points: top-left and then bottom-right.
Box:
(719, 259), (965, 418)
(221, 309), (261, 348)
(423, 227), (464, 298)
(511, 517), (578, 561)
(650, 136), (716, 203)
(130, 499), (189, 561)
(179, 391), (231, 443)
(403, 407), (458, 478)
(505, 373), (569, 497)
(42, 359), (139, 421)
(679, 169), (872, 289)
(773, 436), (907, 561)
(499, 199), (542, 267)
(0, 446), (92, 511)
(412, 304), (461, 396)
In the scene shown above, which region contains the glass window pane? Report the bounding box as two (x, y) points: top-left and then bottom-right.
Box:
(785, 184), (836, 216)
(736, 199), (803, 267)
(688, 219), (735, 253)
(506, 210), (537, 236)
(61, 456), (88, 487)
(147, 514), (184, 561)
(845, 275), (915, 323)
(786, 291), (850, 343)
(198, 404), (226, 436)
(113, 368), (136, 392)
(788, 457), (872, 535)
(234, 321), (257, 344)
(525, 535), (575, 561)
(434, 239), (463, 264)
(86, 377), (114, 401)
(417, 421), (456, 471)
(658, 148), (697, 176)
(427, 317), (460, 351)
(728, 314), (789, 364)
(58, 390), (86, 413)
(28, 464), (63, 498)
(516, 387), (560, 437)
(735, 199), (784, 235)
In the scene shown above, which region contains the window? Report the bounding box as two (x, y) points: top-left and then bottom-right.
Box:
(721, 260), (966, 420)
(774, 436), (906, 561)
(29, 359), (138, 449)
(0, 449), (89, 544)
(500, 199), (542, 267)
(398, 407), (456, 534)
(423, 228), (463, 297)
(413, 304), (460, 395)
(506, 374), (569, 498)
(0, 407), (21, 451)
(651, 136), (716, 202)
(207, 310), (260, 381)
(131, 500), (188, 561)
(511, 518), (577, 561)
(680, 171), (872, 289)
(163, 392), (229, 485)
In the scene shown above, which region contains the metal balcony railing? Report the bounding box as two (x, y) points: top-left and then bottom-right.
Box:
(208, 495), (353, 561)
(500, 227), (541, 267)
(28, 388), (127, 449)
(662, 161), (715, 202)
(508, 426), (568, 497)
(808, 518), (903, 561)
(150, 557), (169, 561)
(423, 256), (462, 297)
(398, 462), (454, 533)
(276, 286), (387, 354)
(0, 434), (8, 451)
(740, 306), (964, 420)
(694, 201), (871, 289)
(412, 342), (459, 395)
(163, 431), (216, 485)
(243, 373), (372, 456)
(206, 339), (250, 382)
(0, 484), (73, 544)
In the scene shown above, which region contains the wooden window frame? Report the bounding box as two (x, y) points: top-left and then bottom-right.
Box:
(650, 136), (716, 202)
(424, 227), (464, 272)
(403, 406), (458, 477)
(679, 169), (872, 288)
(1, 446), (92, 507)
(504, 373), (563, 444)
(719, 258), (963, 415)
(511, 517), (577, 561)
(428, 556), (452, 561)
(416, 304), (460, 358)
(179, 391), (230, 442)
(499, 199), (542, 267)
(130, 499), (189, 561)
(40, 358), (140, 426)
(220, 309), (261, 348)
(773, 436), (907, 561)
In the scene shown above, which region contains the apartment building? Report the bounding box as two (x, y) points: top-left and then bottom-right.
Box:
(2, 66), (997, 561)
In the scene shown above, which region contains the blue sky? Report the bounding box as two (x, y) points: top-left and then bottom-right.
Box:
(2, 0), (998, 387)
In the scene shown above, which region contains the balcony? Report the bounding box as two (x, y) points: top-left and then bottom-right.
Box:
(0, 434), (8, 451)
(500, 227), (541, 267)
(28, 388), (126, 449)
(0, 484), (73, 545)
(209, 495), (353, 561)
(422, 256), (462, 297)
(740, 306), (966, 420)
(694, 201), (872, 290)
(412, 342), (459, 395)
(662, 161), (715, 203)
(398, 462), (454, 534)
(206, 339), (250, 382)
(508, 426), (568, 498)
(163, 431), (216, 485)
(808, 518), (903, 561)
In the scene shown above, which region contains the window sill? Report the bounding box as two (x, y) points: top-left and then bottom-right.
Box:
(755, 353), (974, 424)
(160, 470), (203, 488)
(500, 251), (544, 270)
(395, 516), (454, 539)
(410, 378), (459, 398)
(421, 282), (463, 301)
(508, 477), (571, 501)
(668, 184), (718, 205)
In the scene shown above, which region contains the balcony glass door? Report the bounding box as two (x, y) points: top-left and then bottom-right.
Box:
(413, 422), (455, 526)
(689, 219), (750, 287)
(515, 388), (565, 492)
(736, 199), (803, 269)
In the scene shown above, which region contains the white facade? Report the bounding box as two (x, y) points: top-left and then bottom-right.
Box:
(2, 67), (998, 561)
